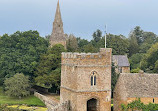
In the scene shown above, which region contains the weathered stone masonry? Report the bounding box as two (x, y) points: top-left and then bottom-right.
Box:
(34, 92), (70, 111)
(60, 48), (112, 111)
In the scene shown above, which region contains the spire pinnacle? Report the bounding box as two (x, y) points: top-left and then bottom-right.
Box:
(49, 0), (66, 48)
(54, 0), (62, 22)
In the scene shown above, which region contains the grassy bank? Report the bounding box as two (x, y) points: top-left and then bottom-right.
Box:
(0, 87), (45, 106)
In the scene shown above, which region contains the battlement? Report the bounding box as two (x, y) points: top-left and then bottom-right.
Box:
(62, 48), (112, 59)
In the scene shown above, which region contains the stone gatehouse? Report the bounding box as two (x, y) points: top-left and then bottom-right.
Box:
(60, 48), (112, 111)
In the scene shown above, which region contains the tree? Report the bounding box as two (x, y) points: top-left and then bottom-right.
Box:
(67, 34), (78, 52)
(139, 32), (157, 53)
(92, 29), (102, 43)
(129, 31), (139, 56)
(4, 73), (30, 99)
(0, 31), (48, 85)
(106, 34), (129, 55)
(140, 43), (158, 73)
(133, 26), (144, 45)
(129, 53), (143, 70)
(34, 44), (66, 90)
(83, 43), (97, 53)
(111, 63), (119, 97)
(143, 32), (157, 44)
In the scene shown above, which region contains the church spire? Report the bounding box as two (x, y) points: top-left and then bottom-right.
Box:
(54, 0), (62, 22)
(49, 0), (66, 48)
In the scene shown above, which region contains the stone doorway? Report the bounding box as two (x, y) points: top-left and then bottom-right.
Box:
(87, 98), (98, 111)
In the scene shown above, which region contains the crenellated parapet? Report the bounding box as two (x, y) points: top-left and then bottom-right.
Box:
(61, 48), (112, 66)
(62, 48), (111, 59)
(62, 52), (101, 59)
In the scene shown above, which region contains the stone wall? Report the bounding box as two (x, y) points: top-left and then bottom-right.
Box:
(48, 101), (71, 111)
(34, 92), (58, 110)
(34, 92), (70, 111)
(122, 67), (130, 73)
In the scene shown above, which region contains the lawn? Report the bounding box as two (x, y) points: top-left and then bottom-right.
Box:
(0, 87), (45, 107)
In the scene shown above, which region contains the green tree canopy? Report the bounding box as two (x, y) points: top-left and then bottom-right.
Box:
(129, 53), (143, 70)
(4, 73), (30, 99)
(106, 34), (129, 55)
(34, 44), (66, 89)
(0, 31), (48, 85)
(67, 34), (78, 52)
(140, 43), (158, 73)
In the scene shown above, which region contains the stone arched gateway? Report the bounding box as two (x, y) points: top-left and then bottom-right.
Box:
(87, 98), (99, 111)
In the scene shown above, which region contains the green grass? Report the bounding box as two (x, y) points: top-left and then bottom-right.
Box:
(0, 87), (45, 107)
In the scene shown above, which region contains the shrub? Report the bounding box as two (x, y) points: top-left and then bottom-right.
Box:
(4, 73), (30, 99)
(121, 98), (158, 111)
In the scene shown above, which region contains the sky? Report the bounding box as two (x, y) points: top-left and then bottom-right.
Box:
(0, 0), (158, 40)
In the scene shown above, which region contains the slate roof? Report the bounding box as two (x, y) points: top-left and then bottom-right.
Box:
(112, 55), (130, 67)
(117, 73), (158, 98)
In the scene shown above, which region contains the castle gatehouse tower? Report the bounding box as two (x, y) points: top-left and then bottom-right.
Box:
(60, 48), (112, 111)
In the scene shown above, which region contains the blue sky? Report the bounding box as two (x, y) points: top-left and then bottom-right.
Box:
(0, 0), (158, 40)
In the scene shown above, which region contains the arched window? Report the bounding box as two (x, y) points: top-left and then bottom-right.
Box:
(91, 71), (97, 86)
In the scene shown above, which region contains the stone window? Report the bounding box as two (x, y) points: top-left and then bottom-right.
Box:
(153, 98), (155, 103)
(91, 71), (97, 86)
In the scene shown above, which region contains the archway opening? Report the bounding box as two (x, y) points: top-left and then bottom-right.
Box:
(87, 98), (98, 111)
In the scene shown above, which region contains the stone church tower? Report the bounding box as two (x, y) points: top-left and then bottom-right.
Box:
(60, 48), (112, 111)
(49, 0), (66, 48)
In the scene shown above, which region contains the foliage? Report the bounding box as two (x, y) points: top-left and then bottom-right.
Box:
(92, 29), (102, 43)
(34, 44), (66, 89)
(106, 34), (129, 55)
(129, 53), (143, 69)
(83, 43), (98, 53)
(111, 63), (119, 96)
(0, 87), (45, 106)
(121, 98), (158, 111)
(67, 34), (78, 52)
(131, 68), (140, 73)
(0, 31), (48, 85)
(77, 38), (89, 48)
(140, 43), (158, 73)
(78, 30), (129, 55)
(129, 31), (139, 56)
(4, 73), (30, 99)
(128, 26), (158, 71)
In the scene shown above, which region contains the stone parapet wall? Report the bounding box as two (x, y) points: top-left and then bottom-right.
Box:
(62, 48), (111, 59)
(62, 52), (101, 59)
(48, 101), (70, 111)
(34, 92), (70, 111)
(61, 48), (112, 67)
(34, 92), (58, 109)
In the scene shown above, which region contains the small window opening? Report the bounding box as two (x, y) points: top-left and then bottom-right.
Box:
(94, 76), (96, 85)
(91, 71), (97, 86)
(153, 98), (155, 103)
(91, 76), (93, 86)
